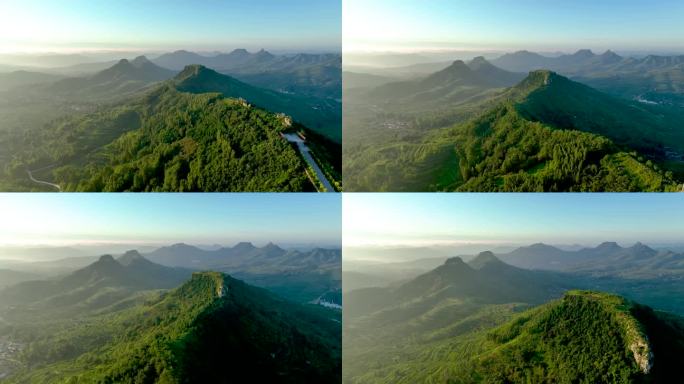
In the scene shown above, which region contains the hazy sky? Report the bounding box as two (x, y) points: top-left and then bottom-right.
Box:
(0, 194), (341, 247)
(344, 194), (684, 247)
(0, 0), (341, 53)
(344, 0), (684, 53)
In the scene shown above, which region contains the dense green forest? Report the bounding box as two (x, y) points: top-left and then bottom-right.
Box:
(343, 250), (684, 384)
(2, 272), (341, 383)
(344, 62), (684, 192)
(2, 84), (340, 191)
(0, 58), (341, 192)
(345, 290), (684, 384)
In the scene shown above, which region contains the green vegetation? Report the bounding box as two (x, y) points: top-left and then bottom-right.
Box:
(3, 272), (341, 383)
(474, 291), (648, 383)
(5, 86), (317, 191)
(345, 289), (684, 384)
(0, 60), (341, 192)
(344, 251), (684, 384)
(344, 67), (683, 191)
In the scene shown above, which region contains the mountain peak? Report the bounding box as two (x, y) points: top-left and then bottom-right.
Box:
(529, 242), (550, 249)
(597, 241), (622, 250)
(233, 241), (256, 251)
(174, 64), (217, 82)
(84, 254), (124, 275)
(229, 48), (250, 56)
(118, 250), (145, 266)
(514, 70), (560, 93)
(262, 242), (283, 250)
(422, 60), (474, 86)
(468, 56), (493, 69)
(629, 241), (655, 253)
(131, 55), (151, 66)
(448, 59), (469, 68)
(573, 49), (595, 58)
(444, 256), (468, 267)
(98, 254), (117, 263)
(469, 251), (505, 270)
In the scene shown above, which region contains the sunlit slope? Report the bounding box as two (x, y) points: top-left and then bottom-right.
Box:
(345, 71), (681, 191)
(469, 291), (684, 383)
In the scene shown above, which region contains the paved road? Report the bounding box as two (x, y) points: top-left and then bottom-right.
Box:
(27, 168), (61, 191)
(282, 133), (335, 192)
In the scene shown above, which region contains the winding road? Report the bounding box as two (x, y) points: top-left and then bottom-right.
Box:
(282, 133), (335, 192)
(27, 165), (61, 191)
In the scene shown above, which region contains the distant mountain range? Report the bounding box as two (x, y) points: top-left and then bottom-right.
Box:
(0, 243), (341, 304)
(153, 49), (341, 99)
(345, 251), (568, 320)
(500, 241), (684, 277)
(365, 57), (523, 105)
(492, 49), (683, 75)
(146, 242), (341, 303)
(491, 49), (684, 105)
(0, 49), (342, 99)
(146, 241), (340, 271)
(0, 250), (190, 311)
(48, 56), (175, 98)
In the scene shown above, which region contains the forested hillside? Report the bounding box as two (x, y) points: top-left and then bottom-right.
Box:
(3, 272), (341, 383)
(344, 69), (682, 191)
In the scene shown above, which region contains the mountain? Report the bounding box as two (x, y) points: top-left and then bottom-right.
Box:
(4, 272), (341, 383)
(492, 49), (615, 74)
(173, 65), (341, 141)
(466, 291), (684, 382)
(8, 75), (329, 191)
(152, 49), (208, 69)
(467, 56), (526, 86)
(365, 58), (519, 106)
(0, 70), (64, 91)
(500, 241), (684, 277)
(147, 242), (341, 273)
(345, 252), (567, 322)
(49, 56), (176, 99)
(0, 252), (190, 311)
(492, 49), (684, 106)
(512, 70), (684, 157)
(491, 50), (557, 72)
(344, 254), (684, 384)
(384, 70), (681, 191)
(344, 254), (569, 382)
(153, 49), (342, 99)
(146, 243), (341, 303)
